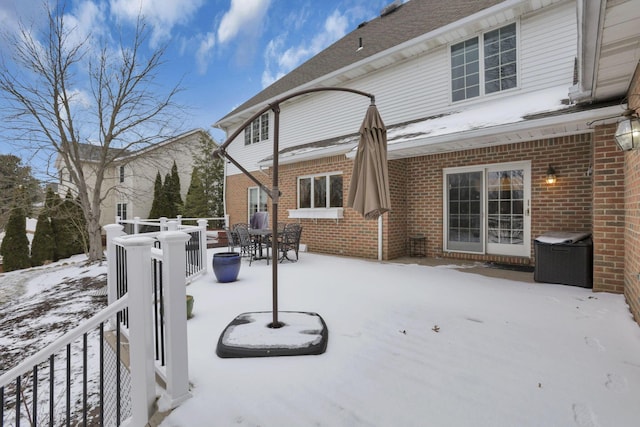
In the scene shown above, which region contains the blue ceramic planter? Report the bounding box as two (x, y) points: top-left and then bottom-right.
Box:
(212, 252), (241, 283)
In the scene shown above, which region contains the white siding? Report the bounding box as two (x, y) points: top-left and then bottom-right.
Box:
(519, 1), (576, 90)
(117, 134), (200, 222)
(224, 1), (578, 176)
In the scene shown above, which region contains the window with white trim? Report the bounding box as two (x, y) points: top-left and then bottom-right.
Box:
(298, 173), (343, 209)
(119, 165), (125, 183)
(244, 113), (269, 145)
(248, 187), (268, 220)
(451, 23), (517, 102)
(117, 202), (127, 220)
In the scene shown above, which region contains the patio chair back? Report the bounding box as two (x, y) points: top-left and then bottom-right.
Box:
(232, 223), (248, 231)
(250, 211), (269, 230)
(279, 223), (302, 262)
(225, 226), (239, 251)
(232, 223), (253, 258)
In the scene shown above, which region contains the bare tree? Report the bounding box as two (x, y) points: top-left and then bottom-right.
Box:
(0, 3), (182, 262)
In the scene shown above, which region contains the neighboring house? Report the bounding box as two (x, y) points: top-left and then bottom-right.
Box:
(56, 129), (213, 226)
(214, 1), (640, 319)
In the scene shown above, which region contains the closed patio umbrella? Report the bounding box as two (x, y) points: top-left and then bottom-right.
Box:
(347, 103), (391, 219)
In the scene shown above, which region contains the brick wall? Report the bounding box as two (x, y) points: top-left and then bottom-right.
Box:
(225, 133), (595, 265)
(624, 65), (640, 321)
(278, 155), (383, 258)
(226, 173), (271, 225)
(405, 134), (593, 265)
(592, 123), (626, 293)
(227, 155), (385, 259)
(227, 155), (408, 260)
(386, 159), (408, 259)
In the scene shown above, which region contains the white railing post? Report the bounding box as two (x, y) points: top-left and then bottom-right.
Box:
(103, 224), (125, 307)
(117, 236), (156, 426)
(156, 231), (192, 410)
(224, 214), (230, 228)
(167, 220), (178, 231)
(177, 215), (182, 227)
(198, 219), (208, 274)
(160, 217), (167, 231)
(134, 216), (140, 234)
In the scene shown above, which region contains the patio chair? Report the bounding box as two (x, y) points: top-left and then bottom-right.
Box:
(232, 222), (249, 231)
(225, 226), (239, 252)
(232, 223), (254, 260)
(278, 223), (302, 262)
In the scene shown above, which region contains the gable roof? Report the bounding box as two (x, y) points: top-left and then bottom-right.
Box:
(73, 129), (211, 164)
(216, 0), (503, 125)
(55, 129), (213, 172)
(74, 143), (129, 163)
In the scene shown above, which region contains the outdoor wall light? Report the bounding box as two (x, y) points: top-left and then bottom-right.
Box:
(545, 165), (557, 185)
(614, 109), (640, 151)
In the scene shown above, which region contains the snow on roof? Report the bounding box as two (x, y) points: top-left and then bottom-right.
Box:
(259, 133), (360, 166)
(260, 85), (575, 165)
(385, 85), (572, 146)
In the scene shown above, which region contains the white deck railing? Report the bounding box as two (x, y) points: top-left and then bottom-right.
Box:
(0, 296), (131, 426)
(1, 225), (196, 426)
(115, 216), (227, 283)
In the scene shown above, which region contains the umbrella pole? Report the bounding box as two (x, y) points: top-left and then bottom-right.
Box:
(212, 87), (377, 330)
(271, 103), (281, 328)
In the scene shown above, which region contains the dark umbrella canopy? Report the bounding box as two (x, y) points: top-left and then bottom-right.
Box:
(347, 104), (391, 220)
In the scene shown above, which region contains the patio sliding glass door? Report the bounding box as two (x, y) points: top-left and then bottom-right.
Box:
(248, 187), (268, 222)
(444, 161), (530, 257)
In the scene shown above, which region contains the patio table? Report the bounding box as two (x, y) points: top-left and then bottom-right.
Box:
(249, 228), (273, 261)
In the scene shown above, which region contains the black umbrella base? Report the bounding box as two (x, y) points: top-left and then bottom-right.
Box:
(216, 311), (328, 358)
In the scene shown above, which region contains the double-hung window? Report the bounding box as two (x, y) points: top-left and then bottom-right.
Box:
(117, 202), (127, 220)
(244, 113), (269, 145)
(451, 23), (517, 102)
(298, 173), (343, 209)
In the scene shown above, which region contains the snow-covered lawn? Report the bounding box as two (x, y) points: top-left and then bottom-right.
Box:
(2, 249), (640, 426)
(0, 255), (107, 375)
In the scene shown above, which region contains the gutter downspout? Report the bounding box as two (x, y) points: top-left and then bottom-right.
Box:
(223, 156), (229, 227)
(569, 0), (605, 103)
(214, 125), (230, 228)
(378, 215), (383, 261)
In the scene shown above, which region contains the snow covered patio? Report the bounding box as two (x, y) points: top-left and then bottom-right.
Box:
(161, 249), (640, 427)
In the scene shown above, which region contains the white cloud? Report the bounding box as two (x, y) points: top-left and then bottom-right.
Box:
(64, 1), (107, 47)
(109, 0), (204, 47)
(282, 5), (309, 33)
(0, 5), (19, 35)
(217, 0), (270, 45)
(195, 31), (216, 74)
(67, 88), (93, 109)
(261, 9), (349, 88)
(0, 1), (48, 57)
(261, 36), (286, 87)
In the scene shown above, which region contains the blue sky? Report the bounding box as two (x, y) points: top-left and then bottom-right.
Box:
(0, 0), (388, 174)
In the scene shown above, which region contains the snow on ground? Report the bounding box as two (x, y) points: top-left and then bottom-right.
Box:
(2, 249), (640, 426)
(0, 255), (107, 376)
(162, 249), (640, 427)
